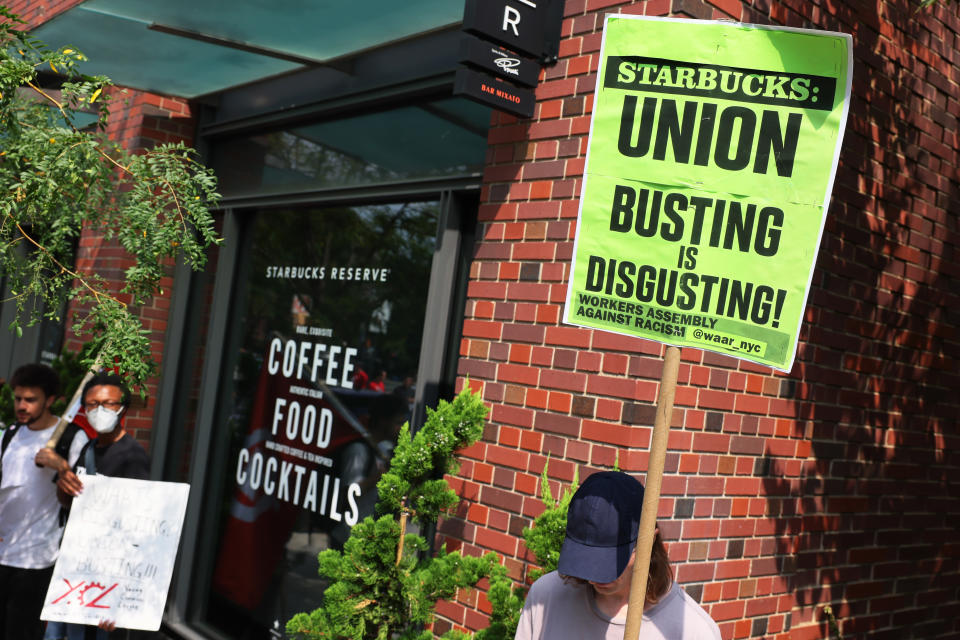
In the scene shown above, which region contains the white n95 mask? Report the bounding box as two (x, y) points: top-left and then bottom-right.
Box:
(87, 406), (122, 434)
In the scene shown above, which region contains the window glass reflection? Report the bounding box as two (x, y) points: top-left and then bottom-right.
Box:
(204, 201), (438, 637)
(213, 99), (490, 197)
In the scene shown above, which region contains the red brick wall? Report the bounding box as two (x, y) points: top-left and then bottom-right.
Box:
(3, 0), (84, 24)
(441, 1), (959, 640)
(6, 1), (197, 448)
(63, 87), (197, 447)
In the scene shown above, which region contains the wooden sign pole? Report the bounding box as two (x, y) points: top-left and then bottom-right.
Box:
(623, 344), (681, 640)
(44, 353), (103, 449)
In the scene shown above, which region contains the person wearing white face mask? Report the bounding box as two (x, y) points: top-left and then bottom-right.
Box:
(57, 372), (150, 498)
(53, 373), (150, 640)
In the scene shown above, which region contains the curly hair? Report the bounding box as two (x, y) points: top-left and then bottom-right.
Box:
(10, 363), (60, 399)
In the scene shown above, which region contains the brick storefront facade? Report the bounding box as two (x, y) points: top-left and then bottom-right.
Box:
(439, 2), (959, 639)
(7, 1), (958, 638)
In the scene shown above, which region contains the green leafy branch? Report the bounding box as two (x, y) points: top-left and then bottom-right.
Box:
(0, 5), (220, 387)
(823, 604), (844, 640)
(521, 461), (580, 583)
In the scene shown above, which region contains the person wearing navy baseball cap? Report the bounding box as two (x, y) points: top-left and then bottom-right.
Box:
(515, 471), (721, 640)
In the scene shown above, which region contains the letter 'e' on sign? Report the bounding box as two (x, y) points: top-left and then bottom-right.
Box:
(462, 0), (546, 59)
(563, 16), (853, 372)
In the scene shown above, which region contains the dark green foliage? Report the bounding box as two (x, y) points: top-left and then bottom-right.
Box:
(290, 516), (497, 640)
(522, 461), (579, 582)
(376, 386), (488, 522)
(286, 391), (586, 640)
(473, 564), (523, 640)
(824, 605), (844, 640)
(0, 6), (220, 387)
(287, 386), (499, 640)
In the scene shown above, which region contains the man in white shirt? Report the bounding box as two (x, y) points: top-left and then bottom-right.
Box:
(0, 364), (87, 639)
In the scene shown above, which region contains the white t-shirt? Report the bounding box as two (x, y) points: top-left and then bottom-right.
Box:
(515, 571), (721, 640)
(0, 423), (88, 569)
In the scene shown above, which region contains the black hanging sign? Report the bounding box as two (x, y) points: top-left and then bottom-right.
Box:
(454, 68), (536, 118)
(459, 34), (540, 88)
(462, 0), (546, 59)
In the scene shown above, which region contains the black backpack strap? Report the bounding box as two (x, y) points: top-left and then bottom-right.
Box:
(1, 423), (20, 455)
(82, 439), (96, 476)
(0, 423), (22, 486)
(53, 422), (82, 462)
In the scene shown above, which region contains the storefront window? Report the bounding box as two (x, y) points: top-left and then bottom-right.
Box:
(212, 98), (491, 198)
(201, 201), (438, 637)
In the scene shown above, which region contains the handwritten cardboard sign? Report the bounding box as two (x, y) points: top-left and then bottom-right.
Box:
(41, 474), (190, 631)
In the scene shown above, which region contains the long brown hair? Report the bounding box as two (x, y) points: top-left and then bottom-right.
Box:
(561, 531), (674, 605)
(646, 530), (673, 604)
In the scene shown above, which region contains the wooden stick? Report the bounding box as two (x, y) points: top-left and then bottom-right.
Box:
(623, 345), (681, 640)
(396, 504), (408, 565)
(44, 356), (103, 449)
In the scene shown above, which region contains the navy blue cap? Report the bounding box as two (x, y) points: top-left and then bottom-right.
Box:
(557, 471), (645, 583)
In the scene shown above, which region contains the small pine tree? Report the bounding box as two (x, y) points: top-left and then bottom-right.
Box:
(472, 562), (523, 640)
(522, 461), (579, 582)
(286, 385), (501, 640)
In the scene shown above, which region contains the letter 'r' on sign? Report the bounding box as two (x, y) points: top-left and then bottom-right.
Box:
(503, 6), (520, 35)
(463, 0), (546, 59)
(502, 3), (536, 36)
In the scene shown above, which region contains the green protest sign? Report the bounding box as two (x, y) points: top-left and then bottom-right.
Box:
(564, 16), (852, 371)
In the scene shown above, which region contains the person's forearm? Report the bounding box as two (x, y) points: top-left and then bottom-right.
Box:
(35, 448), (70, 474)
